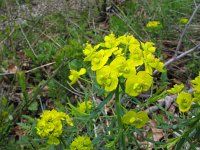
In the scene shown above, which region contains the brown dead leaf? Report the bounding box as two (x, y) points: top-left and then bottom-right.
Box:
(149, 119), (164, 142)
(14, 126), (26, 136)
(98, 22), (109, 30)
(168, 104), (176, 114)
(7, 64), (18, 74)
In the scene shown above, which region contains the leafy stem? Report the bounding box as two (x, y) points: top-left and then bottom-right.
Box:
(115, 84), (126, 150)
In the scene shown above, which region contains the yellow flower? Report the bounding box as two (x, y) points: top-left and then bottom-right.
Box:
(143, 52), (164, 74)
(122, 111), (136, 124)
(167, 83), (184, 94)
(70, 135), (93, 150)
(117, 34), (139, 46)
(96, 65), (118, 92)
(101, 33), (120, 48)
(78, 101), (93, 113)
(176, 91), (192, 112)
(141, 42), (156, 54)
(83, 43), (100, 61)
(192, 91), (200, 105)
(112, 47), (123, 56)
(180, 18), (188, 25)
(129, 44), (144, 66)
(122, 111), (149, 128)
(69, 68), (86, 85)
(36, 109), (73, 145)
(191, 72), (200, 92)
(125, 71), (153, 96)
(146, 21), (161, 28)
(110, 56), (136, 78)
(91, 50), (112, 71)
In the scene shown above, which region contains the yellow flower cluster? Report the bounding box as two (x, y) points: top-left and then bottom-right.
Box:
(69, 68), (86, 85)
(83, 33), (164, 96)
(179, 18), (188, 25)
(78, 101), (93, 113)
(176, 91), (192, 112)
(36, 109), (73, 145)
(167, 83), (184, 94)
(168, 72), (200, 112)
(122, 111), (149, 128)
(191, 72), (200, 105)
(146, 21), (161, 28)
(70, 135), (93, 150)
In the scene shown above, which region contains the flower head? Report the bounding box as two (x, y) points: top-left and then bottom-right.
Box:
(36, 109), (73, 145)
(167, 83), (184, 94)
(143, 52), (164, 74)
(125, 71), (153, 96)
(78, 101), (93, 113)
(192, 91), (200, 105)
(102, 33), (120, 48)
(176, 91), (192, 112)
(69, 68), (86, 85)
(91, 50), (112, 71)
(191, 72), (200, 92)
(129, 44), (144, 66)
(83, 43), (100, 61)
(70, 135), (93, 150)
(110, 56), (136, 78)
(117, 34), (139, 46)
(141, 42), (156, 54)
(180, 18), (188, 25)
(146, 21), (161, 28)
(96, 65), (118, 91)
(122, 111), (149, 128)
(82, 33), (164, 96)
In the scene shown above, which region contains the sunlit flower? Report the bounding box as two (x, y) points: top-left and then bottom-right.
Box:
(129, 44), (144, 66)
(191, 72), (200, 92)
(122, 111), (149, 128)
(69, 68), (86, 85)
(142, 42), (156, 54)
(176, 91), (192, 112)
(117, 34), (139, 46)
(70, 135), (93, 150)
(91, 50), (112, 71)
(36, 109), (73, 145)
(146, 21), (161, 28)
(78, 101), (93, 113)
(96, 65), (118, 91)
(110, 56), (136, 78)
(82, 33), (164, 95)
(83, 43), (100, 61)
(101, 33), (120, 48)
(125, 71), (153, 96)
(180, 18), (188, 25)
(143, 52), (164, 74)
(192, 91), (200, 105)
(167, 83), (184, 94)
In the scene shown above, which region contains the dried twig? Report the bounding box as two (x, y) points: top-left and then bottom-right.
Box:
(55, 80), (84, 97)
(153, 44), (200, 75)
(0, 62), (56, 76)
(15, 0), (37, 58)
(145, 89), (194, 114)
(0, 28), (15, 45)
(174, 4), (200, 57)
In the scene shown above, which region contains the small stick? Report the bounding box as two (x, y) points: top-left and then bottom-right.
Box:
(153, 44), (200, 75)
(145, 89), (194, 114)
(174, 4), (200, 57)
(0, 62), (56, 76)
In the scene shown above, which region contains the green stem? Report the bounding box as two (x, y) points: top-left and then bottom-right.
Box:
(79, 77), (93, 84)
(115, 84), (126, 150)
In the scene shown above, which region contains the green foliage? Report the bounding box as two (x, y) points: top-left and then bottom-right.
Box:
(0, 97), (14, 146)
